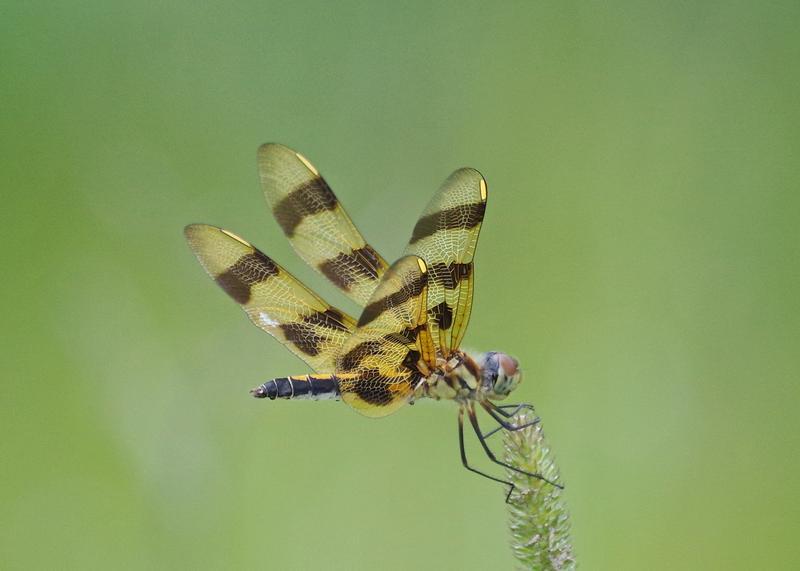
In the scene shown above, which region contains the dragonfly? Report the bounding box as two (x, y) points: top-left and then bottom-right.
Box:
(184, 144), (562, 497)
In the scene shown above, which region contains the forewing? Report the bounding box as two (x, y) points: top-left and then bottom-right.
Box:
(185, 224), (356, 372)
(258, 143), (389, 306)
(335, 256), (435, 418)
(403, 168), (488, 357)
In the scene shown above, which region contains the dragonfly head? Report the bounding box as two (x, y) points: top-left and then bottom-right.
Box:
(480, 351), (522, 399)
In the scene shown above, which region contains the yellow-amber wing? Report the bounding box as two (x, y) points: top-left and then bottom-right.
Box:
(403, 168), (488, 357)
(258, 143), (389, 306)
(185, 224), (356, 372)
(335, 256), (435, 418)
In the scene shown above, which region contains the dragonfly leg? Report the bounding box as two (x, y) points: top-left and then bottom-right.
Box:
(467, 403), (563, 490)
(457, 406), (516, 502)
(479, 401), (540, 439)
(493, 402), (537, 417)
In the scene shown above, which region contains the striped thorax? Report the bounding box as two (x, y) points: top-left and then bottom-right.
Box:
(417, 350), (523, 403)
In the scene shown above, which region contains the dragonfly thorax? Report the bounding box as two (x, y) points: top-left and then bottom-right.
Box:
(418, 350), (522, 403)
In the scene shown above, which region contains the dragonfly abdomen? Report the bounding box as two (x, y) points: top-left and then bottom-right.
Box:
(250, 374), (340, 401)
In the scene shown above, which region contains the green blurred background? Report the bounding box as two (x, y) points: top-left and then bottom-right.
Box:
(3, 1), (798, 569)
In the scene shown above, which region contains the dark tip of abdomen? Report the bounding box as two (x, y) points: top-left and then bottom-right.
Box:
(250, 382), (276, 399)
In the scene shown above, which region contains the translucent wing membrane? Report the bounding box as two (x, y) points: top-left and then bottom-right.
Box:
(403, 168), (488, 357)
(187, 150), (489, 418)
(258, 143), (390, 306)
(184, 224), (356, 372)
(335, 256), (435, 417)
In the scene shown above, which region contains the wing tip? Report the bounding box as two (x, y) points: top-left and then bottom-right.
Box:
(391, 254), (428, 275)
(184, 224), (253, 250)
(294, 151), (319, 176)
(257, 142), (291, 157)
(258, 142), (323, 182)
(218, 228), (251, 246)
(184, 223), (210, 242)
(446, 167), (488, 202)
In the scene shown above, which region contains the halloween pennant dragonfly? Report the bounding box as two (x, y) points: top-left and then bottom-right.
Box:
(185, 144), (562, 496)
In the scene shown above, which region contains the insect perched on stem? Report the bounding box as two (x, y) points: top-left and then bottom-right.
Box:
(185, 144), (562, 498)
